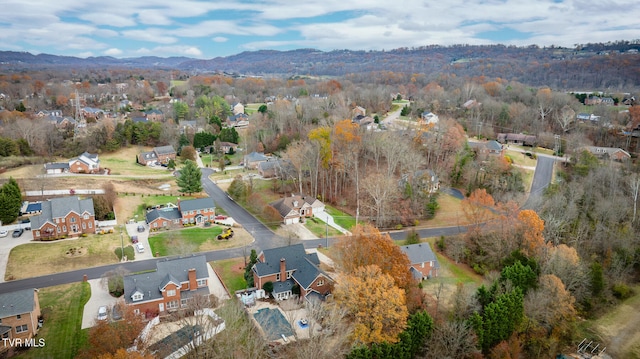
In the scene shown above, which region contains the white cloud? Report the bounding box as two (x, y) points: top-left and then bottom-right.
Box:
(79, 13), (136, 27)
(77, 52), (94, 58)
(104, 48), (123, 56)
(213, 36), (228, 43)
(122, 28), (178, 44)
(152, 45), (203, 57)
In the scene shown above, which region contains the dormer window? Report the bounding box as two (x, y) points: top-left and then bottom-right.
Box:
(132, 292), (143, 301)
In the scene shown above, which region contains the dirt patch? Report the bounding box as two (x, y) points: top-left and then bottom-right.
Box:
(590, 286), (640, 359)
(65, 247), (87, 257)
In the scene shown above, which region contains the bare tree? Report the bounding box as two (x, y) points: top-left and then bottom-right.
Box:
(629, 173), (640, 222)
(422, 320), (480, 359)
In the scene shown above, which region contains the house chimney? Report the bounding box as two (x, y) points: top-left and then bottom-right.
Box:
(280, 258), (286, 282)
(188, 268), (197, 290)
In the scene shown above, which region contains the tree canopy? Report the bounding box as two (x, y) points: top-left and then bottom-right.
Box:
(176, 160), (202, 195)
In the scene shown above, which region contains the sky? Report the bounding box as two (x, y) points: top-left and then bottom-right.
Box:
(0, 0), (638, 59)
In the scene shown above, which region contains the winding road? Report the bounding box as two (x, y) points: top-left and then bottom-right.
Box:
(0, 154), (558, 294)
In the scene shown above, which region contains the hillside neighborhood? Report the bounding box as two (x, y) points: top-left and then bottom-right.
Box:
(0, 57), (638, 359)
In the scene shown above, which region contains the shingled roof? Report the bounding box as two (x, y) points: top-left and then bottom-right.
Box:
(0, 288), (38, 318)
(179, 198), (216, 213)
(253, 244), (329, 290)
(123, 255), (210, 304)
(399, 243), (440, 269)
(30, 196), (94, 230)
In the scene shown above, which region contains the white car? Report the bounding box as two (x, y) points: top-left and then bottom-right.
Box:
(0, 229), (8, 237)
(97, 306), (108, 321)
(136, 243), (145, 253)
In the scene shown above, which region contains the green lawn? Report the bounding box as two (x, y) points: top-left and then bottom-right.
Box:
(304, 216), (342, 238)
(210, 258), (248, 293)
(16, 282), (90, 359)
(245, 103), (266, 115)
(324, 205), (358, 230)
(148, 226), (224, 256)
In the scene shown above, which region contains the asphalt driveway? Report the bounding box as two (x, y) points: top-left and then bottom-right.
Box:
(0, 224), (34, 282)
(126, 221), (154, 260)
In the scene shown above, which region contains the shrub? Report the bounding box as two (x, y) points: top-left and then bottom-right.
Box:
(612, 283), (633, 299)
(436, 236), (446, 251)
(263, 281), (274, 294)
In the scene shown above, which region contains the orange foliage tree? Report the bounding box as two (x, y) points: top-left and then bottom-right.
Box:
(462, 188), (495, 234)
(334, 225), (412, 290)
(333, 265), (408, 345)
(517, 209), (545, 258)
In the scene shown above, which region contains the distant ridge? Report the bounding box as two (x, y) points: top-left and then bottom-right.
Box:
(1, 42), (639, 89)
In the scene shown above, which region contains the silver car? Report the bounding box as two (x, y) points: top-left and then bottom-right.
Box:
(97, 306), (108, 321)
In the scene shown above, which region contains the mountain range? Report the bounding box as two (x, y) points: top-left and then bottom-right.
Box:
(1, 41), (639, 89)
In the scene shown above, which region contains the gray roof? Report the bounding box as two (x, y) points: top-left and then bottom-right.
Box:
(45, 162), (70, 170)
(146, 207), (181, 223)
(253, 244), (328, 290)
(123, 255), (210, 304)
(179, 197), (215, 213)
(399, 243), (440, 268)
(269, 194), (320, 218)
(30, 196), (94, 230)
(0, 288), (37, 318)
(154, 145), (176, 155)
(245, 152), (268, 163)
(140, 151), (158, 161)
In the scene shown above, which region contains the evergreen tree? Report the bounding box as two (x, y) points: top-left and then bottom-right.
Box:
(176, 160), (202, 195)
(219, 127), (239, 144)
(0, 177), (22, 224)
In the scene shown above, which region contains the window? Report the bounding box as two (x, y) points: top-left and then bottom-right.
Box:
(84, 214), (89, 219)
(2, 331), (8, 339)
(16, 325), (28, 333)
(154, 222), (158, 228)
(210, 215), (215, 220)
(197, 279), (207, 287)
(167, 289), (176, 297)
(35, 231), (40, 237)
(82, 223), (86, 229)
(167, 300), (179, 309)
(317, 279), (325, 286)
(134, 309), (140, 315)
(70, 217), (76, 223)
(57, 226), (61, 233)
(62, 218), (65, 223)
(16, 315), (21, 319)
(197, 210), (201, 214)
(181, 298), (188, 307)
(276, 273), (280, 281)
(63, 225), (67, 232)
(88, 222), (92, 228)
(286, 271), (291, 279)
(132, 293), (143, 301)
(163, 221), (167, 227)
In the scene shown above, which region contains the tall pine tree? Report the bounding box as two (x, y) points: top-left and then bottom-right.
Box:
(176, 160), (202, 195)
(0, 177), (22, 224)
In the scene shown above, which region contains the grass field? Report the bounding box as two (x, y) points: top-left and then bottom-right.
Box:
(16, 282), (90, 359)
(5, 234), (122, 280)
(210, 258), (247, 293)
(304, 217), (342, 238)
(148, 226), (252, 256)
(245, 103), (266, 115)
(324, 205), (358, 230)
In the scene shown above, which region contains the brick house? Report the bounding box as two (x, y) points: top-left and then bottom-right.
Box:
(144, 109), (164, 122)
(146, 197), (216, 229)
(30, 196), (96, 240)
(583, 146), (631, 162)
(268, 194), (325, 225)
(68, 152), (100, 174)
(400, 243), (440, 280)
(138, 145), (177, 166)
(0, 289), (41, 354)
(243, 152), (268, 169)
(123, 255), (211, 317)
(252, 244), (333, 301)
(496, 133), (537, 147)
(231, 102), (245, 115)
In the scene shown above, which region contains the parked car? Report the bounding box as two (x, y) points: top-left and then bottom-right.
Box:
(137, 224), (145, 232)
(131, 235), (138, 244)
(0, 229), (8, 237)
(20, 219), (31, 230)
(12, 228), (24, 237)
(97, 306), (108, 321)
(136, 243), (145, 253)
(111, 304), (123, 321)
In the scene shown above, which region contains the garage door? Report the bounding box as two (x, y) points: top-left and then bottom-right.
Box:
(284, 217), (299, 225)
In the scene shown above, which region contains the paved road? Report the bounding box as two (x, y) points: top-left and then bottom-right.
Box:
(0, 158), (552, 294)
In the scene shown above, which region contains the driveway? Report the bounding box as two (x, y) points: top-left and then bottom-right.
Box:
(125, 221), (154, 260)
(0, 224), (34, 283)
(81, 279), (119, 329)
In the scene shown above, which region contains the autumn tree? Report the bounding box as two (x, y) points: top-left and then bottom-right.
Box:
(361, 172), (399, 227)
(517, 209), (546, 258)
(461, 188), (495, 235)
(180, 145), (197, 161)
(334, 265), (408, 345)
(334, 225), (412, 290)
(77, 302), (147, 359)
(96, 348), (156, 359)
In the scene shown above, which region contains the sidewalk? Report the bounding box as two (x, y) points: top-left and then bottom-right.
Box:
(313, 210), (349, 235)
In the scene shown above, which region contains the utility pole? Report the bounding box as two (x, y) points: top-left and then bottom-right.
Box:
(120, 225), (124, 262)
(325, 218), (328, 248)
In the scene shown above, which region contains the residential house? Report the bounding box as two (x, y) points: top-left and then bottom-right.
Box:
(400, 243), (440, 280)
(420, 112), (439, 125)
(144, 109), (164, 122)
(268, 194), (325, 225)
(257, 159), (296, 179)
(463, 99), (481, 109)
(352, 106), (366, 117)
(35, 109), (62, 117)
(252, 243), (333, 301)
(30, 196), (96, 240)
(399, 169), (440, 195)
(131, 116), (149, 124)
(68, 152), (100, 173)
(81, 107), (105, 120)
(139, 146), (176, 166)
(123, 255), (211, 317)
(583, 146), (631, 161)
(496, 133), (537, 147)
(218, 142), (238, 154)
(0, 289), (41, 354)
(146, 197), (216, 229)
(227, 113), (249, 128)
(352, 115), (376, 130)
(244, 152), (268, 169)
(44, 162), (70, 174)
(468, 140), (504, 157)
(178, 197), (216, 225)
(231, 102), (245, 116)
(601, 97), (615, 106)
